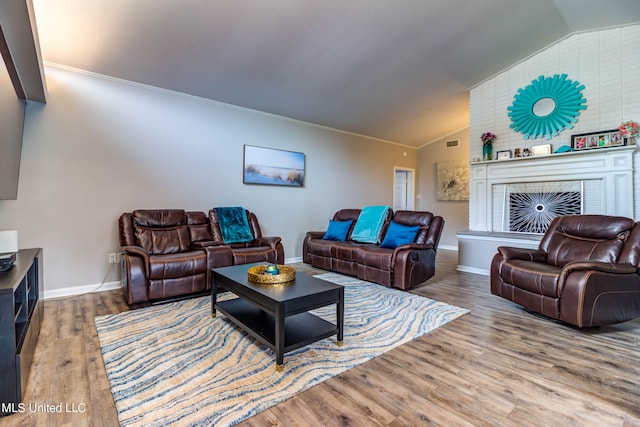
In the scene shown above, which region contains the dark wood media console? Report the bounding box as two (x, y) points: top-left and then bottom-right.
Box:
(0, 248), (43, 416)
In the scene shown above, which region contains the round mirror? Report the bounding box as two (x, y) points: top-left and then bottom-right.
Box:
(532, 97), (556, 117)
(508, 74), (587, 139)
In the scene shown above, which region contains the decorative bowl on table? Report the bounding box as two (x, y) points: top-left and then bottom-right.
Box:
(247, 264), (296, 284)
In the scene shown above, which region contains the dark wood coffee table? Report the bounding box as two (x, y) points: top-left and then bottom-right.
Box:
(211, 263), (344, 371)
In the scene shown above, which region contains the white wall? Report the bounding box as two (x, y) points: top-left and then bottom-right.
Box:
(416, 128), (470, 249)
(0, 65), (416, 294)
(469, 24), (640, 224)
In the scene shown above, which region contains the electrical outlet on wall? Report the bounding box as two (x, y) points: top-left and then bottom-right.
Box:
(108, 253), (118, 264)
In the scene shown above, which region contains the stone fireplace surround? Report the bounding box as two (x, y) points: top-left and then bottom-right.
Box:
(457, 145), (636, 275)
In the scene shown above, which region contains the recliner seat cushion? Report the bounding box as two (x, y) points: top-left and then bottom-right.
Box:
(231, 246), (276, 264)
(357, 246), (394, 270)
(500, 259), (561, 297)
(332, 241), (366, 262)
(306, 239), (334, 258)
(148, 251), (207, 280)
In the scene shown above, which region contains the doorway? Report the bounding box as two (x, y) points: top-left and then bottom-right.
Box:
(393, 167), (415, 211)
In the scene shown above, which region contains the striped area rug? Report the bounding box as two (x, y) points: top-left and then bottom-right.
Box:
(95, 273), (469, 426)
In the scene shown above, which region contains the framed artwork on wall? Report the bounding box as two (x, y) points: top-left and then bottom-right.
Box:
(243, 145), (305, 187)
(436, 161), (469, 201)
(571, 129), (625, 151)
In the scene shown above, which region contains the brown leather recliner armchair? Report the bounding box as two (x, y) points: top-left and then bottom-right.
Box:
(490, 215), (640, 327)
(119, 209), (209, 305)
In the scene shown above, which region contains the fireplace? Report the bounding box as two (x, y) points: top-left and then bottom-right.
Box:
(460, 145), (635, 275)
(494, 181), (584, 233)
(468, 146), (634, 235)
(508, 190), (582, 233)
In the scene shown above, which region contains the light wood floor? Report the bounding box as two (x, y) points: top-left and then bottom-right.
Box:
(2, 249), (639, 427)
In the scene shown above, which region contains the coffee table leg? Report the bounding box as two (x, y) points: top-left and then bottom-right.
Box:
(337, 287), (344, 347)
(275, 304), (284, 372)
(211, 276), (217, 318)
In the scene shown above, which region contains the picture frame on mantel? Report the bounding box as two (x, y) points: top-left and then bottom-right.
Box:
(496, 150), (512, 160)
(531, 144), (551, 156)
(571, 129), (625, 151)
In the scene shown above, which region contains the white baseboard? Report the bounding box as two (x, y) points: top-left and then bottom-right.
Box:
(44, 280), (121, 300)
(44, 259), (305, 300)
(438, 245), (457, 251)
(44, 254), (408, 299)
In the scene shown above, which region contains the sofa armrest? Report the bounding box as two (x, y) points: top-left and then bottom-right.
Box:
(562, 260), (637, 275)
(254, 236), (282, 249)
(121, 244), (149, 256)
(306, 231), (325, 240)
(394, 242), (434, 252)
(303, 231), (326, 263)
(559, 261), (638, 289)
(121, 245), (150, 276)
(388, 243), (433, 265)
(391, 246), (438, 290)
(120, 246), (150, 304)
(497, 246), (547, 262)
(557, 261), (640, 326)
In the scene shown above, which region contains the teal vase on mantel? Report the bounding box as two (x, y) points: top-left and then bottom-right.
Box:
(482, 143), (493, 161)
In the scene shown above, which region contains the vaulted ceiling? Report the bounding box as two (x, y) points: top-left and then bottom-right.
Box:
(30, 0), (640, 147)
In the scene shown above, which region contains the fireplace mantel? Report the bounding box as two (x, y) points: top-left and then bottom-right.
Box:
(469, 145), (636, 232)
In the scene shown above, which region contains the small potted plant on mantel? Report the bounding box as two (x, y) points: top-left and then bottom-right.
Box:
(481, 132), (496, 161)
(618, 120), (638, 145)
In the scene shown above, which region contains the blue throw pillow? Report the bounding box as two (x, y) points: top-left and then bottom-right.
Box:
(380, 221), (420, 249)
(322, 220), (353, 242)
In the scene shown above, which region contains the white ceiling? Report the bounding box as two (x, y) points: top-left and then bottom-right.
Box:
(31, 0), (640, 147)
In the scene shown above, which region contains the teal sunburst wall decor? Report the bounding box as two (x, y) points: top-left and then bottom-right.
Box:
(507, 74), (587, 140)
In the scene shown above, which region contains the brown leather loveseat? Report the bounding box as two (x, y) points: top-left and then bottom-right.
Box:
(119, 208), (284, 305)
(303, 209), (444, 290)
(491, 214), (640, 327)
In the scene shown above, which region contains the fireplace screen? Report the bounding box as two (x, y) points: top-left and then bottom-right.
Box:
(502, 181), (583, 234)
(509, 192), (582, 233)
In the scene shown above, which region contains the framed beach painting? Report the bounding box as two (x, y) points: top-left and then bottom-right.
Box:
(243, 145), (305, 187)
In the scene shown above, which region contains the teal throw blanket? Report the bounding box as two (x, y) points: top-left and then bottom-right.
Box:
(214, 207), (254, 244)
(351, 206), (391, 243)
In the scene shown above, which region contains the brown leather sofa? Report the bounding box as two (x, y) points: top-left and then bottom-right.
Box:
(303, 209), (444, 290)
(119, 209), (284, 305)
(490, 214), (640, 327)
